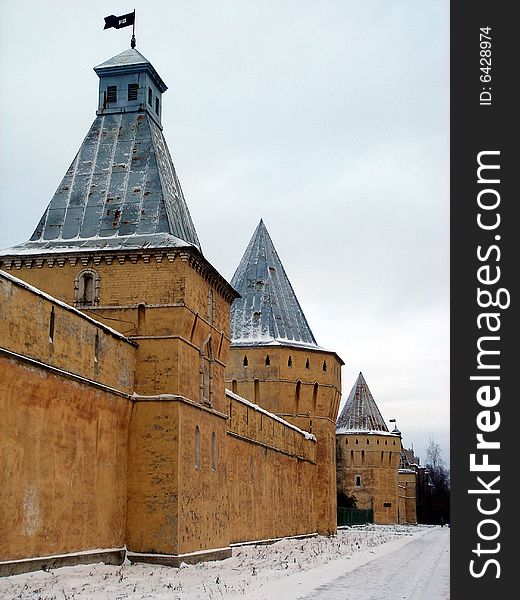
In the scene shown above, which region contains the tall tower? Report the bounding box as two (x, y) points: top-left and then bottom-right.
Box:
(226, 220), (343, 534)
(336, 373), (401, 524)
(0, 48), (238, 563)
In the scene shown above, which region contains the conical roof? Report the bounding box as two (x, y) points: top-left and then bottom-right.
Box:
(230, 220), (318, 348)
(336, 372), (390, 434)
(0, 49), (200, 257)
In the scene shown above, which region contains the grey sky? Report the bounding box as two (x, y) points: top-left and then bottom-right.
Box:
(0, 1), (450, 465)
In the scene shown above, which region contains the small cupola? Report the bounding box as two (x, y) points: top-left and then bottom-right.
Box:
(94, 48), (167, 127)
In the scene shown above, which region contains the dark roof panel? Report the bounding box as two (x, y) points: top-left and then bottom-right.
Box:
(3, 111), (200, 255)
(336, 372), (390, 433)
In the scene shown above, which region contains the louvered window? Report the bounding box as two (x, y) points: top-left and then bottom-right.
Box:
(128, 83), (138, 101)
(107, 86), (117, 103)
(148, 87), (152, 105)
(155, 97), (160, 115)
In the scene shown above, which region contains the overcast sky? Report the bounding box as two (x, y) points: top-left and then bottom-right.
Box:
(0, 1), (449, 465)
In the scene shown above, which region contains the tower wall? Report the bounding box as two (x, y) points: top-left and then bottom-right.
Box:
(336, 433), (401, 524)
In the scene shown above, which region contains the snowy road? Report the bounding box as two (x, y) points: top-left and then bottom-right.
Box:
(299, 527), (450, 600)
(0, 525), (448, 599)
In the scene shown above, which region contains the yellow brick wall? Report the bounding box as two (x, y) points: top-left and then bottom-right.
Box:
(226, 393), (317, 544)
(0, 271), (136, 392)
(398, 471), (417, 524)
(0, 354), (131, 561)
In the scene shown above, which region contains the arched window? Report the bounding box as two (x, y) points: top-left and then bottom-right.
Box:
(265, 354), (270, 367)
(194, 426), (201, 469)
(381, 450), (384, 463)
(305, 358), (310, 369)
(243, 355), (248, 367)
(355, 438), (359, 445)
(74, 269), (100, 307)
(231, 379), (238, 394)
(323, 360), (327, 372)
(288, 356), (292, 367)
(200, 337), (214, 404)
(355, 475), (362, 487)
(211, 432), (217, 471)
(295, 380), (301, 410)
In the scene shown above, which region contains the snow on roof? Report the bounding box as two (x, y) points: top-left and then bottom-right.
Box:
(226, 388), (316, 441)
(335, 428), (400, 437)
(0, 269), (135, 345)
(230, 220), (318, 348)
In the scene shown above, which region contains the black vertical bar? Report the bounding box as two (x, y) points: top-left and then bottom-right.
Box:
(451, 3), (516, 598)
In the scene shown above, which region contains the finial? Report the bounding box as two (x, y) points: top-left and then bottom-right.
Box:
(131, 33), (136, 49)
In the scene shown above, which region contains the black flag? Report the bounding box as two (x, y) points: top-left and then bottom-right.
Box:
(104, 11), (135, 30)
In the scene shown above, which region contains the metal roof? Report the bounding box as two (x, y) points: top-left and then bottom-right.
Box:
(336, 372), (390, 433)
(94, 48), (167, 92)
(1, 110), (201, 256)
(230, 220), (318, 348)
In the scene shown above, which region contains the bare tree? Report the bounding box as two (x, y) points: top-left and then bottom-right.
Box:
(426, 435), (443, 471)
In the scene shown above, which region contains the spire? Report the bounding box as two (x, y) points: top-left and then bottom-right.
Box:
(1, 48), (201, 256)
(336, 373), (390, 433)
(230, 220), (318, 348)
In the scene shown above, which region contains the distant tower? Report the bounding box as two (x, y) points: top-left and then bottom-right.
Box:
(226, 220), (344, 534)
(0, 48), (238, 564)
(336, 373), (401, 524)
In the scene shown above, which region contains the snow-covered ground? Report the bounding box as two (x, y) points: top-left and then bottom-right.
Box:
(0, 525), (448, 600)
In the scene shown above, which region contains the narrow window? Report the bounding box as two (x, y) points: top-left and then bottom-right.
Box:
(385, 440), (388, 445)
(128, 83), (138, 101)
(312, 383), (318, 415)
(361, 450), (365, 464)
(355, 475), (361, 487)
(107, 86), (117, 103)
(295, 380), (301, 408)
(194, 426), (201, 469)
(200, 337), (213, 404)
(355, 438), (359, 445)
(231, 379), (238, 394)
(367, 438), (369, 444)
(323, 360), (327, 372)
(345, 438), (348, 445)
(350, 449), (354, 463)
(265, 354), (270, 367)
(243, 356), (248, 367)
(249, 456), (254, 482)
(381, 450), (384, 463)
(288, 356), (292, 367)
(49, 307), (55, 343)
(207, 288), (214, 324)
(148, 87), (152, 105)
(94, 331), (100, 363)
(211, 432), (217, 471)
(254, 379), (260, 404)
(305, 358), (310, 369)
(137, 303), (146, 334)
(155, 96), (160, 115)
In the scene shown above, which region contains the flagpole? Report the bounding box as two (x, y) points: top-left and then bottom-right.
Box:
(131, 9), (136, 48)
